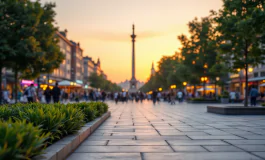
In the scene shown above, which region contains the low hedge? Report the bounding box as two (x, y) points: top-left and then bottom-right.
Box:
(188, 98), (218, 102)
(0, 102), (108, 159)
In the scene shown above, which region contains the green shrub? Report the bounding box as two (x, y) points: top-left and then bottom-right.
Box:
(102, 103), (108, 113)
(90, 102), (105, 117)
(220, 91), (229, 98)
(69, 103), (97, 122)
(17, 104), (65, 143)
(58, 105), (85, 136)
(0, 120), (49, 160)
(189, 98), (217, 101)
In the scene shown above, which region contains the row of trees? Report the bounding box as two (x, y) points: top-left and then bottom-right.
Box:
(141, 0), (265, 106)
(88, 73), (122, 92)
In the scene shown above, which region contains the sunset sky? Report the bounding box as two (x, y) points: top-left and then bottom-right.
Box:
(41, 0), (223, 83)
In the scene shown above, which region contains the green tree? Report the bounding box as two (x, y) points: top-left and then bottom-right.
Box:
(0, 0), (43, 103)
(88, 72), (121, 92)
(0, 0), (64, 102)
(178, 17), (218, 94)
(212, 0), (265, 106)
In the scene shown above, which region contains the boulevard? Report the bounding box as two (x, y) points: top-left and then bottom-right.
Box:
(68, 101), (265, 160)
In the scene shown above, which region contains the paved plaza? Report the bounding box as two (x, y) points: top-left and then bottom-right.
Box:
(67, 101), (265, 160)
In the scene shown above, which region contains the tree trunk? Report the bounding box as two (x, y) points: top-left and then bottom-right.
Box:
(14, 68), (18, 103)
(47, 74), (50, 87)
(0, 64), (2, 104)
(244, 43), (249, 107)
(244, 64), (248, 107)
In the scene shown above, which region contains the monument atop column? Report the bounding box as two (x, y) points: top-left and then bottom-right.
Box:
(129, 24), (138, 93)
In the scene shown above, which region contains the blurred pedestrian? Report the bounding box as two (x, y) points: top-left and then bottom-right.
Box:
(249, 86), (259, 106)
(24, 84), (36, 103)
(152, 90), (158, 105)
(44, 87), (52, 104)
(52, 82), (61, 103)
(102, 90), (107, 102)
(171, 90), (176, 104)
(229, 90), (236, 103)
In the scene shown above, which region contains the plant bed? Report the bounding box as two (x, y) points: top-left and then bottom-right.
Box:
(34, 111), (110, 160)
(207, 105), (265, 115)
(187, 98), (220, 104)
(0, 102), (109, 160)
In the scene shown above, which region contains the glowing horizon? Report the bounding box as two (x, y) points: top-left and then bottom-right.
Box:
(40, 0), (223, 83)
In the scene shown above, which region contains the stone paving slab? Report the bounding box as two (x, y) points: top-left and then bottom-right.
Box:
(235, 145), (265, 151)
(188, 135), (243, 140)
(253, 152), (265, 159)
(171, 146), (207, 152)
(74, 146), (173, 153)
(142, 152), (262, 160)
(67, 102), (265, 160)
(167, 140), (229, 146)
(108, 140), (168, 146)
(67, 153), (141, 160)
(203, 145), (243, 152)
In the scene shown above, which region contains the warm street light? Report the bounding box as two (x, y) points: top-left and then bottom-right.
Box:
(183, 82), (187, 86)
(201, 77), (208, 82)
(49, 80), (53, 83)
(249, 68), (253, 72)
(192, 61), (196, 65)
(170, 85), (176, 89)
(159, 88), (162, 91)
(201, 76), (208, 97)
(237, 68), (241, 72)
(216, 77), (220, 81)
(215, 77), (220, 100)
(203, 64), (208, 69)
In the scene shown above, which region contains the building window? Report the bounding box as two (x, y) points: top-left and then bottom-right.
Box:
(254, 72), (259, 77)
(261, 72), (265, 77)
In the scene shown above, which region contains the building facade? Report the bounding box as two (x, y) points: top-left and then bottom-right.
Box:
(83, 56), (95, 85)
(50, 30), (72, 82)
(71, 41), (83, 84)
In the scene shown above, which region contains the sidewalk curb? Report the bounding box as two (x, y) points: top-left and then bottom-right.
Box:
(34, 111), (111, 160)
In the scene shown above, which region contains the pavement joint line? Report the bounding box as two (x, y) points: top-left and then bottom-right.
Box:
(165, 140), (177, 152)
(105, 140), (109, 146)
(200, 145), (210, 152)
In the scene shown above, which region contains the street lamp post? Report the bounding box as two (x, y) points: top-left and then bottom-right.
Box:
(201, 77), (208, 97)
(215, 77), (220, 100)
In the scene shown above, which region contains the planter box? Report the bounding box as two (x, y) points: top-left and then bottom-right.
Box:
(34, 112), (111, 160)
(207, 106), (265, 115)
(221, 98), (229, 104)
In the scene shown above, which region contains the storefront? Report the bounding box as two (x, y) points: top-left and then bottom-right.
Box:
(248, 77), (265, 93)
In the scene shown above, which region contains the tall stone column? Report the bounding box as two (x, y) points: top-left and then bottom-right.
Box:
(129, 24), (137, 92)
(131, 24), (136, 80)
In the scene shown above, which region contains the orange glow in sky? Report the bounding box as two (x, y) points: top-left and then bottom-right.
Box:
(41, 0), (223, 83)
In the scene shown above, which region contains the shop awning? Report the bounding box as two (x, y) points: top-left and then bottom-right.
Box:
(248, 77), (265, 82)
(58, 80), (82, 87)
(260, 83), (265, 87)
(197, 88), (215, 91)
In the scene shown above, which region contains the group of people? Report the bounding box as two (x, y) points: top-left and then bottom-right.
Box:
(113, 91), (145, 104)
(151, 89), (185, 105)
(229, 86), (260, 106)
(23, 83), (61, 103)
